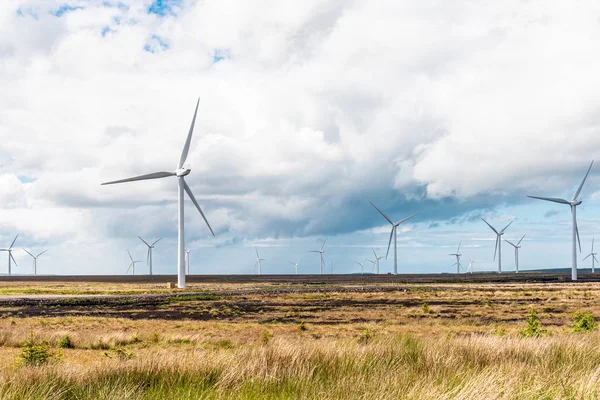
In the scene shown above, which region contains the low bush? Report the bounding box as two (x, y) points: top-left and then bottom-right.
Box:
(570, 312), (597, 333)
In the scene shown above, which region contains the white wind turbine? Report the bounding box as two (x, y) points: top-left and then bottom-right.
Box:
(449, 242), (462, 274)
(22, 249), (46, 275)
(356, 259), (366, 274)
(528, 161), (594, 281)
(289, 261), (299, 274)
(138, 237), (162, 275)
(370, 202), (418, 275)
(254, 247), (265, 275)
(309, 238), (327, 274)
(102, 99), (215, 288)
(0, 235), (19, 276)
(583, 238), (598, 273)
(481, 218), (513, 273)
(185, 249), (191, 275)
(372, 249), (384, 274)
(467, 259), (475, 274)
(504, 234), (526, 273)
(127, 250), (142, 275)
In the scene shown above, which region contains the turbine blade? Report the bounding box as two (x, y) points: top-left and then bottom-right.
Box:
(101, 171), (176, 185)
(320, 238), (328, 251)
(127, 249), (133, 262)
(372, 248), (377, 258)
(500, 220), (513, 234)
(369, 202), (394, 225)
(396, 213), (418, 226)
(481, 218), (499, 234)
(182, 179), (215, 236)
(493, 235), (499, 261)
(255, 247), (259, 258)
(308, 250), (320, 253)
(9, 235), (18, 250)
(457, 241), (461, 254)
(573, 160), (594, 201)
(22, 249), (34, 258)
(583, 254), (592, 261)
(594, 255), (599, 263)
(593, 237), (595, 252)
(505, 240), (517, 248)
(138, 236), (151, 247)
(127, 263), (132, 274)
(151, 237), (163, 246)
(178, 98), (200, 169)
(36, 250), (47, 258)
(527, 196), (570, 205)
(10, 252), (17, 267)
(517, 234), (526, 246)
(147, 248), (151, 265)
(575, 217), (581, 253)
(385, 227), (394, 259)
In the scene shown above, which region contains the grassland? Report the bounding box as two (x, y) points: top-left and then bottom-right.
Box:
(0, 278), (600, 399)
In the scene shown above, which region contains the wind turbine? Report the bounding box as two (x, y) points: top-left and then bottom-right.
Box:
(309, 238), (327, 274)
(289, 261), (299, 274)
(583, 238), (598, 273)
(254, 247), (265, 275)
(185, 249), (191, 275)
(0, 235), (19, 276)
(356, 259), (366, 274)
(138, 237), (162, 275)
(504, 234), (526, 273)
(372, 249), (384, 274)
(481, 218), (513, 273)
(102, 99), (215, 288)
(22, 249), (46, 275)
(369, 202), (417, 275)
(528, 161), (594, 281)
(467, 259), (475, 274)
(449, 242), (462, 274)
(127, 250), (142, 275)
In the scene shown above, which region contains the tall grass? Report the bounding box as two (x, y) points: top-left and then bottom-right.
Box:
(1, 333), (600, 399)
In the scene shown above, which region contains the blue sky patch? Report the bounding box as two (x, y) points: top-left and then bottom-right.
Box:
(16, 7), (39, 19)
(52, 4), (84, 17)
(213, 48), (230, 63)
(144, 35), (170, 53)
(18, 176), (37, 184)
(147, 0), (182, 16)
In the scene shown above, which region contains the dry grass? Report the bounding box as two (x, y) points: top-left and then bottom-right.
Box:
(0, 280), (599, 398)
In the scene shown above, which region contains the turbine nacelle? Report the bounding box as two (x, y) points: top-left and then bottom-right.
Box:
(176, 168), (191, 177)
(571, 200), (582, 206)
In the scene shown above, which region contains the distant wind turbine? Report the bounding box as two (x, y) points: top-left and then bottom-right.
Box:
(504, 234), (526, 273)
(481, 218), (514, 273)
(127, 250), (142, 275)
(467, 259), (475, 274)
(138, 237), (162, 275)
(185, 249), (191, 275)
(583, 238), (598, 273)
(0, 235), (19, 276)
(528, 161), (594, 281)
(370, 202), (417, 275)
(372, 249), (384, 274)
(254, 247), (265, 275)
(449, 242), (462, 274)
(102, 99), (215, 288)
(22, 249), (46, 275)
(289, 261), (299, 274)
(356, 259), (366, 274)
(309, 238), (327, 274)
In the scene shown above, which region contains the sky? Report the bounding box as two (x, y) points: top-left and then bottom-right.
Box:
(1, 0), (600, 275)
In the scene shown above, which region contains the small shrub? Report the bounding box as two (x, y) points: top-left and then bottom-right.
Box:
(298, 322), (307, 332)
(260, 329), (273, 345)
(151, 332), (160, 343)
(520, 309), (545, 338)
(358, 328), (372, 345)
(20, 334), (54, 366)
(58, 335), (74, 349)
(422, 302), (431, 314)
(570, 312), (597, 333)
(10, 320), (15, 326)
(104, 347), (134, 361)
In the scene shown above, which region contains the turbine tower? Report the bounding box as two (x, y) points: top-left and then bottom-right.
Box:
(102, 99), (215, 289)
(185, 249), (191, 275)
(583, 238), (598, 273)
(370, 202), (417, 275)
(138, 237), (162, 275)
(528, 161), (594, 281)
(0, 235), (19, 276)
(504, 234), (526, 273)
(254, 247), (265, 275)
(309, 238), (327, 274)
(22, 249), (46, 275)
(481, 218), (513, 273)
(449, 242), (462, 274)
(127, 250), (142, 275)
(372, 249), (384, 274)
(289, 261), (299, 274)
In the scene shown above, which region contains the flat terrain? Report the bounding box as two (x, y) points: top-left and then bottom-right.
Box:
(0, 275), (599, 399)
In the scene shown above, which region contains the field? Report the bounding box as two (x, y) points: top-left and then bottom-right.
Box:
(1, 274), (600, 399)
